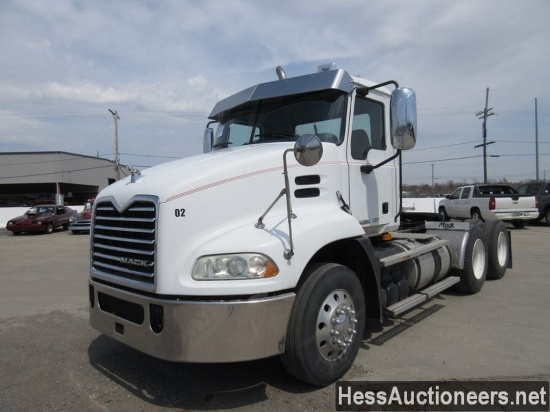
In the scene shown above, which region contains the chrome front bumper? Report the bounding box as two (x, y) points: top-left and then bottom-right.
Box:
(89, 280), (295, 363)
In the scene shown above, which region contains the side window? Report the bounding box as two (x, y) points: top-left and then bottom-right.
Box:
(350, 97), (385, 160)
(227, 123), (255, 146)
(526, 184), (537, 195)
(544, 183), (549, 194)
(450, 189), (462, 200)
(295, 119), (341, 143)
(461, 187), (471, 199)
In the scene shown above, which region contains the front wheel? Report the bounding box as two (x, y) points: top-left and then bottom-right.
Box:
(281, 263), (365, 386)
(45, 223), (54, 234)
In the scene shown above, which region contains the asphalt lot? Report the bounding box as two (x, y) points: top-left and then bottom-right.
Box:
(0, 224), (549, 411)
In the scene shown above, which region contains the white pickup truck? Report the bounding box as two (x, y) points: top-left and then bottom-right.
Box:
(438, 184), (538, 227)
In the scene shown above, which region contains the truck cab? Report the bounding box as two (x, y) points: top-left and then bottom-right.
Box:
(204, 67), (414, 237)
(89, 65), (506, 386)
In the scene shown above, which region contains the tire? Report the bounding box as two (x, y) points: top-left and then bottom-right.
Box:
(482, 220), (509, 279)
(512, 220), (527, 228)
(438, 207), (448, 220)
(471, 208), (483, 221)
(281, 263), (365, 386)
(45, 223), (54, 234)
(544, 208), (550, 225)
(453, 225), (487, 294)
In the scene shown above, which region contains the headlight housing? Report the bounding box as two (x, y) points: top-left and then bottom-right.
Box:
(192, 253), (278, 280)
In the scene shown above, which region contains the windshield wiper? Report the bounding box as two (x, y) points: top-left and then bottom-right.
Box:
(256, 133), (297, 141)
(212, 142), (232, 149)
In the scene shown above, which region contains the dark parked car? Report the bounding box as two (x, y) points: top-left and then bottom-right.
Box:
(6, 205), (78, 235)
(516, 181), (550, 224)
(68, 200), (94, 234)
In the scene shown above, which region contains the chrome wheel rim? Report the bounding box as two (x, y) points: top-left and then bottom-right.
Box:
(496, 231), (508, 267)
(316, 289), (358, 361)
(472, 238), (486, 279)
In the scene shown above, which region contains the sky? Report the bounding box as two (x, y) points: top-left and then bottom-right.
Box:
(1, 0), (549, 185)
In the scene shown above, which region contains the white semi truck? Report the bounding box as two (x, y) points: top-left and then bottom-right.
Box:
(89, 65), (511, 386)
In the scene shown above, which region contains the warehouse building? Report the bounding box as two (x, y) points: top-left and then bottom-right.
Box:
(0, 152), (131, 206)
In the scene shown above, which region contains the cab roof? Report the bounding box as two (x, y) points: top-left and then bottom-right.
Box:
(208, 69), (358, 120)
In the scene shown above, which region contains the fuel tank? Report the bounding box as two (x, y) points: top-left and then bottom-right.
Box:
(390, 238), (452, 290)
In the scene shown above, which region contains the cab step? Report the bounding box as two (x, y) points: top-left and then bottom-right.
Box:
(384, 276), (460, 318)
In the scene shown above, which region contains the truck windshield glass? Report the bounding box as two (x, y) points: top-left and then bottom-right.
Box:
(212, 90), (347, 150)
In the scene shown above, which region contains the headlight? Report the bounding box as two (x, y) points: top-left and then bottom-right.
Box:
(192, 253), (278, 280)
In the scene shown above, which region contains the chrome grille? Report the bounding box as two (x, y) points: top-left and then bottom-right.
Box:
(91, 197), (157, 290)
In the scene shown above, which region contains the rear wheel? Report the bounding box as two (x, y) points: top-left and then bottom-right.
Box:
(544, 208), (550, 224)
(453, 225), (487, 294)
(482, 220), (509, 279)
(512, 220), (527, 228)
(45, 223), (54, 234)
(281, 263), (365, 386)
(471, 208), (483, 221)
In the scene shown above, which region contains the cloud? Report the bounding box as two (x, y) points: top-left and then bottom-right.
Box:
(0, 0), (549, 181)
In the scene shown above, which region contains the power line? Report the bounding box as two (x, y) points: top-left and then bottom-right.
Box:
(0, 155), (95, 167)
(404, 155), (483, 165)
(410, 140), (479, 152)
(0, 164), (115, 180)
(119, 152), (180, 159)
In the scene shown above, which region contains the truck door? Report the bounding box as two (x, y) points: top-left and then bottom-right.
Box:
(347, 92), (399, 235)
(447, 188), (463, 217)
(459, 186), (472, 217)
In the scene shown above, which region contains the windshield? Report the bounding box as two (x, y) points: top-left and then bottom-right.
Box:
(26, 206), (54, 215)
(212, 90), (347, 150)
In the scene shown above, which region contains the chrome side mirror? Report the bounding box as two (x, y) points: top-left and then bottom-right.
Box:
(391, 88), (417, 150)
(203, 127), (214, 153)
(293, 134), (323, 166)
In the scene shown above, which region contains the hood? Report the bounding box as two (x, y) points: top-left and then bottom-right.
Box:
(12, 213), (49, 223)
(97, 143), (295, 208)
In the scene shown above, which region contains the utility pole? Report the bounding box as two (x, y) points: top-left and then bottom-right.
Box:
(535, 98), (539, 181)
(431, 163), (435, 197)
(475, 88), (495, 183)
(108, 109), (120, 180)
